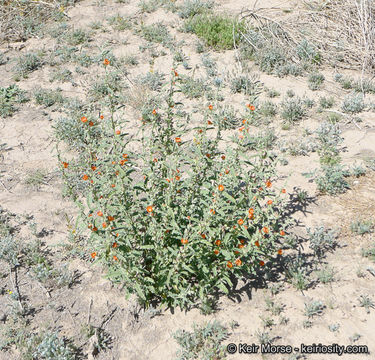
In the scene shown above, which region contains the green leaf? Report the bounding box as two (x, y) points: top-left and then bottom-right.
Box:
(217, 282), (229, 294)
(134, 283), (146, 300)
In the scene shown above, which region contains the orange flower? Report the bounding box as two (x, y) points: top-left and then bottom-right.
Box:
(258, 187), (263, 191)
(238, 218), (244, 225)
(280, 230), (285, 236)
(116, 233), (119, 237)
(267, 200), (273, 205)
(181, 238), (188, 245)
(221, 155), (226, 160)
(214, 249), (219, 255)
(89, 121), (94, 127)
(242, 119), (247, 124)
(97, 211), (103, 217)
(91, 165), (96, 171)
(175, 137), (181, 143)
(240, 239), (245, 244)
(100, 115), (104, 120)
(62, 162), (68, 168)
(207, 120), (213, 125)
(206, 153), (211, 158)
(225, 169), (229, 174)
(112, 242), (118, 248)
(111, 184), (115, 188)
(263, 227), (269, 234)
(227, 261), (233, 268)
(215, 240), (221, 246)
(153, 158), (158, 162)
(266, 180), (272, 188)
(107, 215), (114, 221)
(91, 252), (97, 259)
(103, 58), (110, 66)
(239, 126), (244, 132)
(82, 174), (89, 180)
(278, 249), (283, 255)
(146, 206), (153, 213)
(115, 130), (121, 135)
(174, 70), (178, 77)
(92, 227), (98, 232)
(246, 104), (255, 111)
(210, 209), (215, 215)
(201, 234), (206, 239)
(208, 104), (213, 110)
(81, 116), (88, 123)
(152, 109), (157, 115)
(235, 259), (242, 266)
(238, 244), (244, 249)
(281, 188), (286, 194)
(123, 154), (128, 158)
(259, 260), (265, 266)
(102, 222), (107, 228)
(119, 159), (127, 165)
(113, 255), (118, 261)
(255, 240), (260, 247)
(218, 184), (224, 192)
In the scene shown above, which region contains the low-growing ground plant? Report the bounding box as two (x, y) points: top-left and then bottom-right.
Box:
(229, 74), (261, 96)
(107, 14), (132, 31)
(34, 88), (66, 108)
(140, 23), (172, 46)
(0, 85), (29, 118)
(361, 243), (375, 262)
(351, 220), (373, 235)
(178, 0), (214, 19)
(304, 300), (325, 318)
(315, 165), (350, 195)
(341, 92), (365, 114)
(185, 14), (244, 50)
(13, 52), (43, 79)
(316, 265), (335, 284)
(315, 121), (343, 166)
(280, 96), (307, 125)
(57, 71), (291, 309)
(179, 75), (208, 99)
(358, 295), (375, 314)
(173, 320), (228, 360)
(319, 96), (335, 109)
(307, 226), (336, 259)
(308, 72), (325, 91)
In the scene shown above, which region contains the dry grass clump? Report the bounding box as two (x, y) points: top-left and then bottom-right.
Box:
(239, 0), (375, 75)
(0, 0), (79, 43)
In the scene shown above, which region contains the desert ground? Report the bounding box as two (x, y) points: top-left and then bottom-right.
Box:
(0, 0), (375, 359)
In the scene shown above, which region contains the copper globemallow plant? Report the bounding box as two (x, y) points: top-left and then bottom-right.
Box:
(57, 71), (291, 310)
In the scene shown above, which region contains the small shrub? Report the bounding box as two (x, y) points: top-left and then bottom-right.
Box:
(307, 226), (336, 258)
(266, 88), (280, 98)
(259, 101), (277, 118)
(0, 85), (29, 117)
(319, 96), (335, 109)
(229, 74), (261, 96)
(34, 88), (65, 108)
(316, 265), (335, 284)
(358, 295), (375, 314)
(341, 93), (365, 114)
(178, 0), (214, 19)
(315, 165), (350, 195)
(107, 14), (132, 30)
(296, 39), (322, 64)
(280, 96), (306, 124)
(304, 300), (325, 318)
(185, 14), (244, 50)
(179, 76), (209, 99)
(136, 71), (165, 91)
(285, 256), (310, 291)
(140, 23), (172, 46)
(64, 28), (91, 46)
(256, 46), (287, 75)
(351, 220), (373, 235)
(14, 52), (43, 78)
(201, 54), (217, 77)
(361, 243), (375, 262)
(315, 121), (343, 166)
(173, 321), (228, 360)
(308, 73), (325, 90)
(49, 68), (73, 83)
